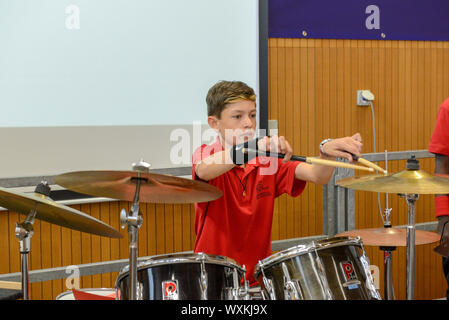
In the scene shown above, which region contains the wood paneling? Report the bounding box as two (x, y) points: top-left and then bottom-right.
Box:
(269, 38), (449, 299)
(0, 202), (196, 300)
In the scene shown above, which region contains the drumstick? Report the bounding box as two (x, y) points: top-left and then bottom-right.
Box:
(242, 148), (375, 172)
(0, 281), (21, 290)
(351, 154), (388, 174)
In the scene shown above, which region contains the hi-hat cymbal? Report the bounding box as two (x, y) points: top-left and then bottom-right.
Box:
(0, 186), (122, 238)
(336, 227), (440, 247)
(54, 171), (223, 204)
(336, 169), (449, 194)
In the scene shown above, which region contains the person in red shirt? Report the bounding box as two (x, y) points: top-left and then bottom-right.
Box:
(192, 80), (363, 285)
(428, 97), (449, 300)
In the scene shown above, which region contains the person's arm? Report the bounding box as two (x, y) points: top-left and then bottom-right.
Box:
(435, 154), (449, 239)
(194, 150), (236, 181)
(294, 133), (363, 185)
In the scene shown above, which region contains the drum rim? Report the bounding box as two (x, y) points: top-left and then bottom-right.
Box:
(253, 236), (362, 277)
(116, 252), (246, 281)
(56, 288), (116, 300)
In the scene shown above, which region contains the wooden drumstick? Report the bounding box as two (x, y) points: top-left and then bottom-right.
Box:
(350, 154), (388, 174)
(0, 281), (22, 290)
(242, 148), (375, 172)
(357, 158), (388, 174)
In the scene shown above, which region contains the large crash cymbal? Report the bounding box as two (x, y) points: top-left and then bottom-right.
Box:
(336, 169), (449, 194)
(0, 186), (122, 238)
(336, 227), (440, 247)
(54, 171), (223, 204)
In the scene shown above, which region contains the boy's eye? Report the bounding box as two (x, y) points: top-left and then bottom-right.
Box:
(233, 115), (241, 119)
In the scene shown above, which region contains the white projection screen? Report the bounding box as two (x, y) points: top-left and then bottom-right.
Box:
(0, 0), (260, 186)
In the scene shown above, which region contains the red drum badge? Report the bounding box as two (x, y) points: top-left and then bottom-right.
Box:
(162, 280), (179, 300)
(340, 261), (357, 281)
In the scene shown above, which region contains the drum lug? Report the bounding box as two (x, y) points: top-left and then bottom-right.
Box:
(199, 254), (208, 300)
(359, 253), (382, 299)
(231, 266), (250, 300)
(260, 267), (276, 300)
(281, 262), (303, 300)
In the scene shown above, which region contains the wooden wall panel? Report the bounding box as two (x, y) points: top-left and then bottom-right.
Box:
(269, 38), (449, 300)
(0, 202), (196, 300)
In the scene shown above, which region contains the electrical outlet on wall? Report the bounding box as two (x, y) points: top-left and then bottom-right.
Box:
(357, 90), (375, 106)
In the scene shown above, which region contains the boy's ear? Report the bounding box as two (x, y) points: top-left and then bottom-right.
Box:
(208, 116), (219, 129)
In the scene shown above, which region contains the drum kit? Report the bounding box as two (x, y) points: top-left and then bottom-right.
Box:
(0, 154), (448, 300)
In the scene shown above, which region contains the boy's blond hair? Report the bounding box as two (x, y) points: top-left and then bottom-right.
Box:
(206, 81), (256, 118)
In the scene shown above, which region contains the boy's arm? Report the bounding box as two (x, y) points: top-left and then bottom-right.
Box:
(294, 133), (363, 185)
(194, 150), (236, 181)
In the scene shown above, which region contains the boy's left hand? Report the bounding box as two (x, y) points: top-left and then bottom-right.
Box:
(320, 133), (363, 163)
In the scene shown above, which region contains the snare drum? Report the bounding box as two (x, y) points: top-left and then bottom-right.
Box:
(254, 237), (381, 300)
(115, 252), (247, 300)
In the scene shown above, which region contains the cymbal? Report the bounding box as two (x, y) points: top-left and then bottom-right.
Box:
(54, 171), (223, 204)
(0, 186), (122, 238)
(336, 227), (440, 247)
(336, 169), (449, 194)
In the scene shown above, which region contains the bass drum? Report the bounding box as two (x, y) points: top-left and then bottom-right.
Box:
(115, 252), (247, 300)
(254, 237), (381, 300)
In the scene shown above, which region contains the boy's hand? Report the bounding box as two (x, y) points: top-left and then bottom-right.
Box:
(320, 133), (363, 163)
(258, 135), (293, 163)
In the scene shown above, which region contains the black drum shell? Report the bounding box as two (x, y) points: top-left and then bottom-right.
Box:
(116, 254), (245, 300)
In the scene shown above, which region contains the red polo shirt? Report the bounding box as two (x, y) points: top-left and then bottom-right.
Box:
(192, 138), (306, 284)
(429, 97), (449, 217)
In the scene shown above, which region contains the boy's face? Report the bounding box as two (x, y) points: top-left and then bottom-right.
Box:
(208, 99), (257, 147)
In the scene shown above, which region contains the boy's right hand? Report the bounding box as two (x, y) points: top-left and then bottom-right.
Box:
(258, 135), (293, 163)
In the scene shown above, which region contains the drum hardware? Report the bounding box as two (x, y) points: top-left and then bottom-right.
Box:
(0, 182), (122, 300)
(337, 155), (449, 300)
(230, 266), (250, 300)
(281, 262), (303, 300)
(380, 246), (396, 300)
(255, 237), (380, 300)
(119, 160), (148, 300)
(55, 161), (222, 300)
(311, 249), (333, 300)
(115, 252), (246, 300)
(260, 268), (275, 300)
(199, 254), (208, 300)
(15, 204), (37, 301)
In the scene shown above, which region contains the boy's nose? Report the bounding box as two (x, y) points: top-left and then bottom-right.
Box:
(242, 115), (253, 128)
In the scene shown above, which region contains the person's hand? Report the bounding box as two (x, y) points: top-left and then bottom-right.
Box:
(320, 133), (363, 162)
(437, 215), (449, 241)
(258, 135), (293, 163)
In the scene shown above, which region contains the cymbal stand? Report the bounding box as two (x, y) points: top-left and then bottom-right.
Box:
(380, 245), (396, 300)
(401, 193), (419, 300)
(14, 182), (50, 300)
(120, 160), (148, 300)
(15, 205), (37, 300)
(380, 206), (396, 300)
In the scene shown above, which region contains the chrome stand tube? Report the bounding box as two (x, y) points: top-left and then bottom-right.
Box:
(120, 160), (149, 300)
(15, 208), (37, 300)
(401, 193), (419, 300)
(380, 246), (396, 300)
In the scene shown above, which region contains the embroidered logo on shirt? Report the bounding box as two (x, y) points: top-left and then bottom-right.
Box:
(256, 181), (272, 199)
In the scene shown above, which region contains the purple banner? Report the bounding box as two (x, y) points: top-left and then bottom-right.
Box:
(269, 0), (449, 41)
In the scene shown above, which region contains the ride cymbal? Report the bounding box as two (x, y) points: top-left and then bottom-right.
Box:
(336, 227), (440, 247)
(337, 169), (449, 194)
(54, 170), (223, 204)
(0, 186), (122, 238)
